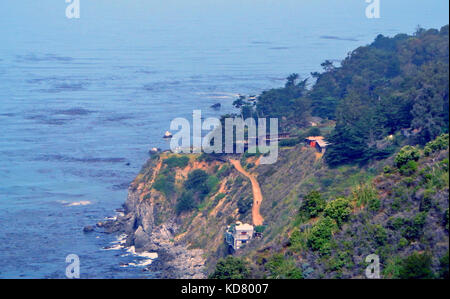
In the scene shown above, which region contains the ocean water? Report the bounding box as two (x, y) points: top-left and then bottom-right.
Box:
(0, 0), (448, 278)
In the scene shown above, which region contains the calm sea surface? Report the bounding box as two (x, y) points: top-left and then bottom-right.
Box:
(0, 0), (448, 278)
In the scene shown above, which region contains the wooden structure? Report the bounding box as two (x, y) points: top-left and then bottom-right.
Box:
(304, 136), (330, 153)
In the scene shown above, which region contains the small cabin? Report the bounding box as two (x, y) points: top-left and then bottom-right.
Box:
(225, 222), (254, 250)
(304, 136), (330, 154)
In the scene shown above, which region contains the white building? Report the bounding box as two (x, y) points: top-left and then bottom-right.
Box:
(225, 222), (254, 250)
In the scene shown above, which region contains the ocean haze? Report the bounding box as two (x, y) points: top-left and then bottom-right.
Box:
(0, 0), (448, 278)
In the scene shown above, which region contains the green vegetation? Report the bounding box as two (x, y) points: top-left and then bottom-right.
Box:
(209, 256), (251, 279)
(424, 133), (449, 156)
(307, 217), (337, 254)
(323, 197), (352, 227)
(395, 146), (421, 168)
(237, 196), (252, 215)
(307, 127), (321, 137)
(288, 228), (307, 253)
(265, 254), (303, 279)
(439, 252), (449, 279)
(352, 183), (379, 211)
(388, 212), (427, 241)
(322, 26), (449, 166)
(216, 164), (231, 178)
(184, 169), (211, 199)
(163, 155), (189, 169)
(176, 191), (196, 215)
(279, 138), (301, 147)
(298, 191), (326, 219)
(254, 73), (310, 126)
(255, 225), (266, 233)
(398, 252), (434, 279)
(175, 169), (221, 214)
(144, 27), (449, 280)
(153, 171), (175, 198)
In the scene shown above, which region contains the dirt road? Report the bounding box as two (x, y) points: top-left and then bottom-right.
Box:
(229, 159), (264, 226)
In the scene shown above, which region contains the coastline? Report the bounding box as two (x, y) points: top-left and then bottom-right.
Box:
(98, 185), (206, 279)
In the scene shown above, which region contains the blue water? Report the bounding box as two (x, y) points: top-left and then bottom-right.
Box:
(0, 0), (448, 278)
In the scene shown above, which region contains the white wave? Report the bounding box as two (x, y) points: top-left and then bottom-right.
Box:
(103, 244), (123, 251)
(127, 259), (154, 267)
(65, 200), (92, 207)
(103, 234), (127, 250)
(121, 246), (158, 267)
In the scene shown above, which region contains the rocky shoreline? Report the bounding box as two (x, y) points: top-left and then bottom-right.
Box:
(94, 187), (207, 279)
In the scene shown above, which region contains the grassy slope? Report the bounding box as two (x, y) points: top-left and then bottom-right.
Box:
(240, 139), (449, 279)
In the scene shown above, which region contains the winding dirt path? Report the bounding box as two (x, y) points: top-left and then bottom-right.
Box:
(229, 159), (264, 226)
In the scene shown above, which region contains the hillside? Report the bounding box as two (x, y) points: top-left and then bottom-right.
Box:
(104, 26), (449, 279)
(242, 135), (449, 279)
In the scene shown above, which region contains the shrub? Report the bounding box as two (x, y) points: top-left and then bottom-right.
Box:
(371, 224), (388, 246)
(399, 160), (418, 176)
(197, 153), (218, 162)
(265, 254), (303, 279)
(209, 256), (251, 279)
(307, 127), (321, 137)
(383, 165), (393, 173)
(216, 164), (231, 178)
(299, 191), (326, 219)
(215, 193), (226, 201)
(307, 217), (337, 254)
(398, 252), (434, 279)
(237, 197), (252, 214)
(153, 172), (175, 197)
(324, 197), (352, 227)
(424, 133), (449, 156)
(440, 158), (449, 172)
(185, 169), (210, 199)
(383, 257), (402, 278)
(439, 252), (449, 279)
(368, 197), (381, 212)
(288, 229), (305, 252)
(176, 191), (196, 214)
(398, 238), (409, 249)
(390, 212), (428, 241)
(395, 146), (420, 168)
(352, 183), (378, 210)
(246, 162), (255, 169)
(163, 155), (189, 169)
(206, 175), (220, 193)
(419, 190), (433, 212)
(255, 225), (266, 233)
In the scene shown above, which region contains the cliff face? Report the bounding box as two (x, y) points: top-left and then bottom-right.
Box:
(106, 135), (448, 279)
(106, 152), (255, 277)
(106, 145), (332, 275)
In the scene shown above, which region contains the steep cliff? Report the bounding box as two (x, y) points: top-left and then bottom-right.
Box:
(104, 151), (255, 277)
(105, 133), (448, 279)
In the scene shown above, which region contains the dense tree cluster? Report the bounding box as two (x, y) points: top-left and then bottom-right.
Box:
(236, 25), (448, 167)
(324, 26), (449, 166)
